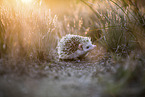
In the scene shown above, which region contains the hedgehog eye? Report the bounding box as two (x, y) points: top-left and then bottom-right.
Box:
(86, 46), (90, 49)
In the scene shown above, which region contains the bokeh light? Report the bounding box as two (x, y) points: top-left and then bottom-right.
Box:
(21, 0), (33, 3)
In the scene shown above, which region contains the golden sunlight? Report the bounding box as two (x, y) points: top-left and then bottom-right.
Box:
(21, 0), (33, 3)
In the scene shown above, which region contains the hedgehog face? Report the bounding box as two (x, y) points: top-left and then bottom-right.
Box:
(80, 37), (95, 51)
(76, 42), (96, 59)
(83, 43), (96, 52)
(78, 37), (96, 53)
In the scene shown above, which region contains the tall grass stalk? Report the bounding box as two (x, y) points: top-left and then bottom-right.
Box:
(80, 0), (145, 55)
(0, 19), (6, 58)
(0, 1), (58, 61)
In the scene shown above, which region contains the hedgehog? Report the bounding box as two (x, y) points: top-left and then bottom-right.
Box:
(57, 34), (96, 60)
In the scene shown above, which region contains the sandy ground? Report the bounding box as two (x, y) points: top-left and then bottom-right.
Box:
(0, 55), (116, 97)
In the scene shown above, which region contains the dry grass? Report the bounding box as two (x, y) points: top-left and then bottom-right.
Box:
(0, 0), (58, 61)
(81, 0), (145, 54)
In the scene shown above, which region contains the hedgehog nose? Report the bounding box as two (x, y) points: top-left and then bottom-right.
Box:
(92, 45), (96, 48)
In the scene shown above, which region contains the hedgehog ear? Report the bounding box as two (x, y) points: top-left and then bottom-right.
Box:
(78, 44), (83, 50)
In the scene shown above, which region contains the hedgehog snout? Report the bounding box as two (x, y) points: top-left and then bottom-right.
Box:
(92, 45), (96, 48)
(89, 45), (96, 50)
